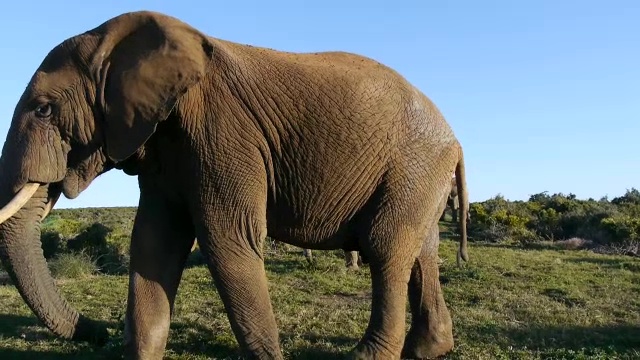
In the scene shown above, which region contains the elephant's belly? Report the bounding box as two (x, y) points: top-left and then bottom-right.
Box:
(266, 211), (359, 251)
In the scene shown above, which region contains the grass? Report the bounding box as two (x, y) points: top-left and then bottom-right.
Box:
(0, 223), (639, 359)
(48, 252), (98, 280)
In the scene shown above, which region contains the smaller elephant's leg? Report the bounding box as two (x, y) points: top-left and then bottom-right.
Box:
(353, 252), (415, 358)
(352, 228), (423, 358)
(303, 248), (313, 263)
(451, 204), (458, 223)
(402, 225), (454, 359)
(439, 209), (447, 222)
(344, 250), (360, 270)
(124, 194), (195, 359)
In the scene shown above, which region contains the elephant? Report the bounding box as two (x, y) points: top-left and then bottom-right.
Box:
(0, 10), (469, 360)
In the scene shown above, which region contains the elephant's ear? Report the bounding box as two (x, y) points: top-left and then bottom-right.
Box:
(91, 12), (213, 162)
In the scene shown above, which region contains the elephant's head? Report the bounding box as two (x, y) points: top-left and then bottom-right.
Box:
(0, 11), (212, 342)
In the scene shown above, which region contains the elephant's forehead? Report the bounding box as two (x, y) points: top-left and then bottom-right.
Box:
(39, 39), (79, 71)
(30, 66), (78, 96)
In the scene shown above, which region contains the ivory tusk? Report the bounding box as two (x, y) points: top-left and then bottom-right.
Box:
(0, 183), (40, 224)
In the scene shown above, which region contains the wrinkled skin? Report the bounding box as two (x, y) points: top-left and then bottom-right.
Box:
(307, 176), (469, 270)
(0, 11), (469, 360)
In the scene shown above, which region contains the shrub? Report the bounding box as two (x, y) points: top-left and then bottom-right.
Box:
(99, 232), (131, 274)
(469, 191), (640, 248)
(67, 223), (111, 258)
(469, 197), (540, 244)
(41, 218), (84, 239)
(40, 231), (63, 259)
(553, 237), (592, 250)
(48, 252), (98, 279)
(600, 216), (640, 244)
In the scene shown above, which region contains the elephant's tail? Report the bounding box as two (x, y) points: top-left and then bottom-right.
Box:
(455, 146), (469, 267)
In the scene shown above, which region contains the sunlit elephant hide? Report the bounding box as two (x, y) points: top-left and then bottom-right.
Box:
(0, 11), (468, 360)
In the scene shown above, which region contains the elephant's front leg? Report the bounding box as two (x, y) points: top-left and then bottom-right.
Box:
(124, 192), (195, 360)
(197, 211), (283, 359)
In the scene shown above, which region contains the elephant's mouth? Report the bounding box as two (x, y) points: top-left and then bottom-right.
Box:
(0, 181), (62, 227)
(60, 167), (106, 200)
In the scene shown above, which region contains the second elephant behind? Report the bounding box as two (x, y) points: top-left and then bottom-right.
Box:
(303, 248), (363, 269)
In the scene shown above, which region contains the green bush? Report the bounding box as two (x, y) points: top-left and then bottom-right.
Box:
(67, 223), (111, 258)
(40, 231), (63, 259)
(469, 198), (538, 244)
(66, 223), (131, 275)
(469, 189), (640, 247)
(40, 208), (134, 275)
(48, 252), (98, 279)
(600, 216), (640, 243)
(41, 218), (84, 239)
(100, 232), (131, 274)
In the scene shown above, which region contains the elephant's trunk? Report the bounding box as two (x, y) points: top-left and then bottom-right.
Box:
(0, 183), (108, 343)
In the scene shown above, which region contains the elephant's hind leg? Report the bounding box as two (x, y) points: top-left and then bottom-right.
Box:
(350, 201), (431, 357)
(351, 223), (427, 359)
(402, 225), (454, 359)
(350, 159), (457, 359)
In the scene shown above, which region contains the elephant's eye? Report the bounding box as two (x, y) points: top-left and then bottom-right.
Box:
(34, 103), (52, 118)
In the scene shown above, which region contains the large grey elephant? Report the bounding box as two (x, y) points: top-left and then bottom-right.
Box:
(0, 11), (468, 360)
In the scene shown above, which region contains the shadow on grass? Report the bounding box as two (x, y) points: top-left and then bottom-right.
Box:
(185, 247), (207, 268)
(284, 332), (356, 359)
(185, 249), (317, 273)
(265, 257), (311, 274)
(462, 322), (640, 354)
(0, 313), (121, 359)
(0, 350), (92, 360)
(166, 321), (241, 359)
(0, 313), (116, 341)
(467, 242), (524, 250)
(167, 322), (356, 359)
(565, 257), (640, 272)
(0, 314), (240, 359)
(0, 313), (41, 336)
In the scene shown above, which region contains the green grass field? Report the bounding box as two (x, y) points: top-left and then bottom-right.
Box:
(0, 223), (638, 359)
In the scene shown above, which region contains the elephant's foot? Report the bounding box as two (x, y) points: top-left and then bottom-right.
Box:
(344, 251), (361, 271)
(349, 336), (401, 359)
(346, 263), (360, 271)
(401, 324), (453, 359)
(239, 343), (284, 360)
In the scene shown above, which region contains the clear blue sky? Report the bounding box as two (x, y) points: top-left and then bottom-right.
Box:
(0, 1), (638, 208)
